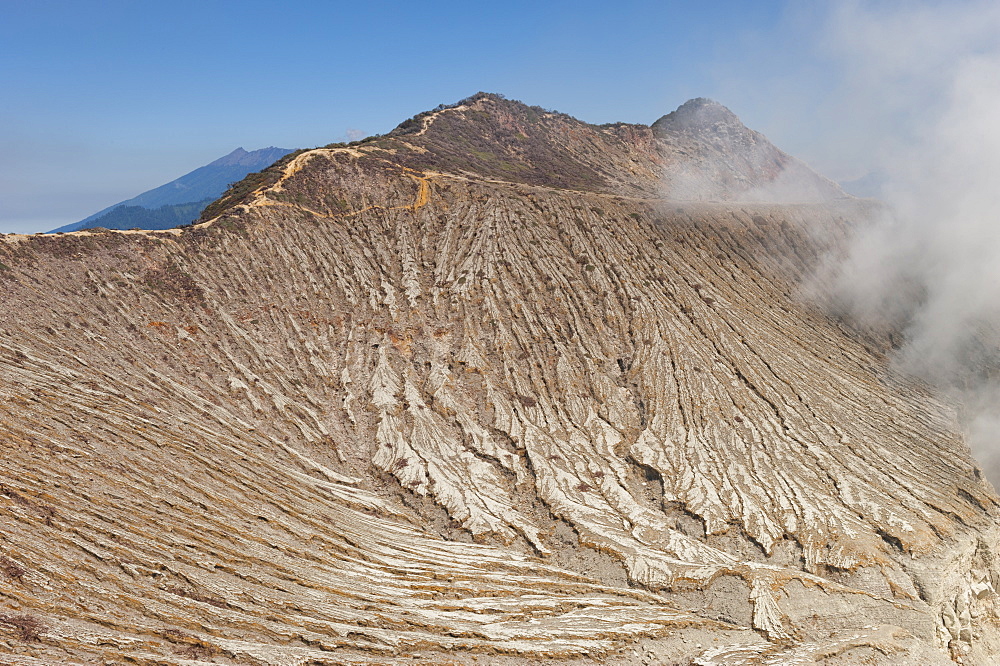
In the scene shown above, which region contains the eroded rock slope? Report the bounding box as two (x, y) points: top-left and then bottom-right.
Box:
(1, 93), (999, 664)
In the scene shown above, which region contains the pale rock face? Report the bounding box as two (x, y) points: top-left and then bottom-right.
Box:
(0, 94), (999, 664)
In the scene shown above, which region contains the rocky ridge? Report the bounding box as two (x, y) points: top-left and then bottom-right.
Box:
(0, 93), (998, 664)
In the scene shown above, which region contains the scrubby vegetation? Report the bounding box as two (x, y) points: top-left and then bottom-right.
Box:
(390, 93), (606, 191)
(142, 259), (205, 305)
(79, 199), (214, 231)
(198, 149), (307, 223)
(0, 613), (45, 642)
(0, 555), (26, 581)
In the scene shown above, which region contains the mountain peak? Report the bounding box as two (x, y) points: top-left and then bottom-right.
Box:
(369, 93), (844, 203)
(652, 97), (745, 135)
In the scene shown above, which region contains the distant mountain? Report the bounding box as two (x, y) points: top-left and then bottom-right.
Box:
(76, 199), (216, 232)
(50, 147), (293, 233)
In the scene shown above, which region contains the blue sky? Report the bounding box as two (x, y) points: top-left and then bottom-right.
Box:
(0, 1), (893, 233)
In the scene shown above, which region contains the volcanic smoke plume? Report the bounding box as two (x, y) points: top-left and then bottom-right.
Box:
(808, 1), (1000, 483)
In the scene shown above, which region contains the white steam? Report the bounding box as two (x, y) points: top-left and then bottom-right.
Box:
(814, 1), (1000, 481)
(658, 98), (845, 203)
